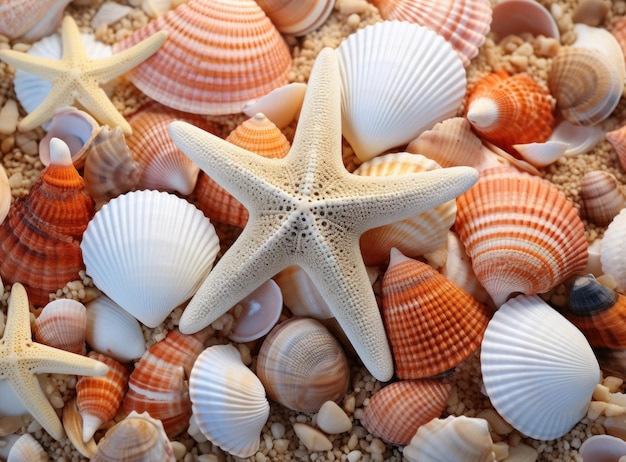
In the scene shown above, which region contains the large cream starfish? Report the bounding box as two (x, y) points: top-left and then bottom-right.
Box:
(169, 48), (479, 381)
(0, 283), (108, 441)
(0, 16), (167, 134)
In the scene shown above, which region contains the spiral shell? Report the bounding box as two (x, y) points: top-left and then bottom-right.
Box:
(33, 299), (87, 355)
(255, 0), (335, 36)
(580, 170), (626, 227)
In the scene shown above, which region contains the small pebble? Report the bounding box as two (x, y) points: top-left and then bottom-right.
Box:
(0, 99), (18, 135)
(317, 401), (352, 434)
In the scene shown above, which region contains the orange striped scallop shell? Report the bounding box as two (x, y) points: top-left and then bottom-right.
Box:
(33, 299), (87, 355)
(112, 0), (292, 115)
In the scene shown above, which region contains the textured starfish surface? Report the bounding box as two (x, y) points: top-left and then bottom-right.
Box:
(169, 48), (479, 381)
(0, 283), (108, 441)
(0, 16), (167, 134)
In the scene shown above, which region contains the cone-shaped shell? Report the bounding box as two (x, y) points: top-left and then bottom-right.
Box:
(605, 125), (626, 175)
(112, 0), (292, 115)
(368, 0), (492, 66)
(454, 166), (588, 307)
(465, 70), (554, 155)
(189, 344), (270, 458)
(337, 21), (466, 162)
(0, 138), (95, 306)
(601, 208), (626, 292)
(33, 298), (87, 355)
(580, 170), (626, 227)
(361, 379), (451, 445)
(255, 0), (334, 36)
(382, 249), (491, 378)
(481, 294), (601, 440)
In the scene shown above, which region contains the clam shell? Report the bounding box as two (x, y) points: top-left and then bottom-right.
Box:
(580, 170), (626, 227)
(0, 0), (72, 42)
(361, 379), (451, 445)
(336, 21), (466, 162)
(228, 279), (283, 343)
(6, 433), (48, 462)
(601, 208), (626, 293)
(33, 299), (87, 355)
(242, 82), (307, 129)
(579, 434), (626, 462)
(189, 344), (270, 458)
(273, 265), (334, 319)
(81, 190), (220, 327)
(454, 166), (588, 307)
(490, 0), (559, 41)
(606, 124), (626, 173)
(256, 317), (350, 412)
(382, 248), (491, 379)
(255, 0), (335, 36)
(368, 0), (492, 66)
(480, 294), (601, 440)
(112, 0), (292, 115)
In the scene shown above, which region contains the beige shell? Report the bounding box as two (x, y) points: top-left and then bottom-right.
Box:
(273, 265), (334, 319)
(255, 0), (335, 36)
(242, 82), (307, 129)
(580, 170), (626, 227)
(62, 398), (98, 459)
(33, 299), (87, 355)
(6, 433), (48, 462)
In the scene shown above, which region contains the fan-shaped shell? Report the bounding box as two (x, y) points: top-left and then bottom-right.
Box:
(465, 70), (554, 155)
(256, 317), (350, 412)
(5, 433), (48, 462)
(580, 170), (626, 227)
(0, 138), (95, 306)
(490, 0), (559, 41)
(189, 344), (270, 458)
(362, 379), (451, 445)
(454, 166), (588, 307)
(255, 0), (335, 36)
(337, 21), (466, 162)
(353, 153), (456, 265)
(0, 0), (72, 42)
(273, 265), (334, 319)
(112, 0), (292, 115)
(605, 125), (626, 174)
(601, 208), (626, 293)
(33, 299), (87, 355)
(481, 294), (601, 440)
(382, 249), (491, 379)
(80, 190), (220, 327)
(368, 0), (492, 66)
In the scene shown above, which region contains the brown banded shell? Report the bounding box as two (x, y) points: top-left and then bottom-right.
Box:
(580, 170), (626, 227)
(255, 0), (335, 36)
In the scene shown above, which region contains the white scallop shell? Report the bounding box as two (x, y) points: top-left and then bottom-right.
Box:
(601, 208), (626, 293)
(81, 190), (220, 328)
(336, 21), (466, 162)
(85, 295), (146, 363)
(481, 294), (601, 440)
(189, 344), (270, 458)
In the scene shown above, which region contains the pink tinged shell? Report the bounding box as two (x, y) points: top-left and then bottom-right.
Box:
(480, 294), (601, 440)
(0, 0), (72, 42)
(454, 166), (588, 307)
(601, 208), (626, 293)
(361, 379), (451, 445)
(112, 0), (292, 115)
(580, 170), (626, 227)
(76, 352), (129, 442)
(242, 82), (307, 129)
(228, 279), (283, 343)
(33, 299), (87, 355)
(490, 0), (560, 41)
(605, 124), (626, 172)
(255, 0), (335, 36)
(273, 265), (334, 319)
(369, 0), (492, 66)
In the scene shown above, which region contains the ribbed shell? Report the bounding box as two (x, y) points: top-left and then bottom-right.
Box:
(454, 166), (588, 307)
(580, 170), (626, 227)
(601, 208), (626, 292)
(361, 379), (451, 445)
(382, 249), (491, 379)
(6, 433), (48, 462)
(33, 299), (87, 355)
(112, 0), (292, 115)
(465, 70), (554, 155)
(369, 0), (492, 66)
(605, 124), (626, 173)
(0, 0), (72, 41)
(255, 0), (335, 36)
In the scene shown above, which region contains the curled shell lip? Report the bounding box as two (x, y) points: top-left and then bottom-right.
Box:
(228, 279), (283, 343)
(490, 0), (560, 41)
(579, 434), (626, 462)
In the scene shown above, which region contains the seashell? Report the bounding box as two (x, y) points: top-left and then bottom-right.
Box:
(361, 379), (451, 445)
(613, 16), (626, 59)
(85, 295), (146, 363)
(0, 164), (9, 227)
(293, 423), (333, 452)
(228, 279), (283, 343)
(255, 0), (335, 36)
(593, 347), (626, 381)
(112, 0), (292, 115)
(256, 317), (350, 412)
(480, 294), (601, 440)
(91, 2), (135, 29)
(62, 398), (98, 459)
(76, 352), (129, 442)
(0, 0), (72, 42)
(404, 415), (496, 462)
(548, 118), (606, 156)
(6, 433), (48, 462)
(601, 208), (626, 293)
(381, 248), (491, 379)
(189, 344), (270, 458)
(573, 0), (610, 27)
(81, 190), (220, 327)
(465, 70), (554, 155)
(83, 125), (141, 209)
(336, 21), (466, 162)
(566, 274), (626, 349)
(123, 328), (210, 437)
(91, 411), (175, 462)
(353, 153), (457, 265)
(33, 299), (87, 355)
(579, 434), (626, 462)
(572, 24), (625, 79)
(242, 82), (307, 129)
(38, 107), (100, 169)
(512, 140), (568, 168)
(273, 265), (334, 319)
(580, 170), (626, 227)
(368, 0), (492, 66)
(316, 401), (352, 434)
(454, 166), (588, 307)
(126, 103), (218, 195)
(605, 124), (626, 172)
(0, 138), (95, 306)
(490, 0), (560, 41)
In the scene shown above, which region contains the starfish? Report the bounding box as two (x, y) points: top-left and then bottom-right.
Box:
(0, 283), (108, 441)
(169, 48), (479, 382)
(0, 15), (167, 134)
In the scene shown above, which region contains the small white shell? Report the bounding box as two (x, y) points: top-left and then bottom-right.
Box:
(189, 344), (270, 458)
(512, 140), (568, 167)
(242, 83), (307, 129)
(601, 208), (626, 292)
(481, 294), (601, 440)
(548, 118), (606, 156)
(7, 433), (47, 462)
(579, 434), (626, 462)
(228, 279), (283, 343)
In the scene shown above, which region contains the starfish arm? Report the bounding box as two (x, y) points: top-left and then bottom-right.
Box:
(17, 83), (76, 131)
(60, 16), (89, 63)
(0, 50), (65, 80)
(2, 283), (32, 344)
(74, 81), (132, 133)
(27, 343), (109, 377)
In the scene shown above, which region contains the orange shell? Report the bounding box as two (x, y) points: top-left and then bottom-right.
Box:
(454, 166), (588, 307)
(362, 379), (451, 445)
(465, 70), (554, 155)
(112, 0), (292, 115)
(382, 249), (491, 379)
(605, 124), (626, 172)
(33, 299), (87, 355)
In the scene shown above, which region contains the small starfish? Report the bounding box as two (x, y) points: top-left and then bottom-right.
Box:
(0, 16), (167, 134)
(0, 283), (108, 441)
(169, 48), (479, 382)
